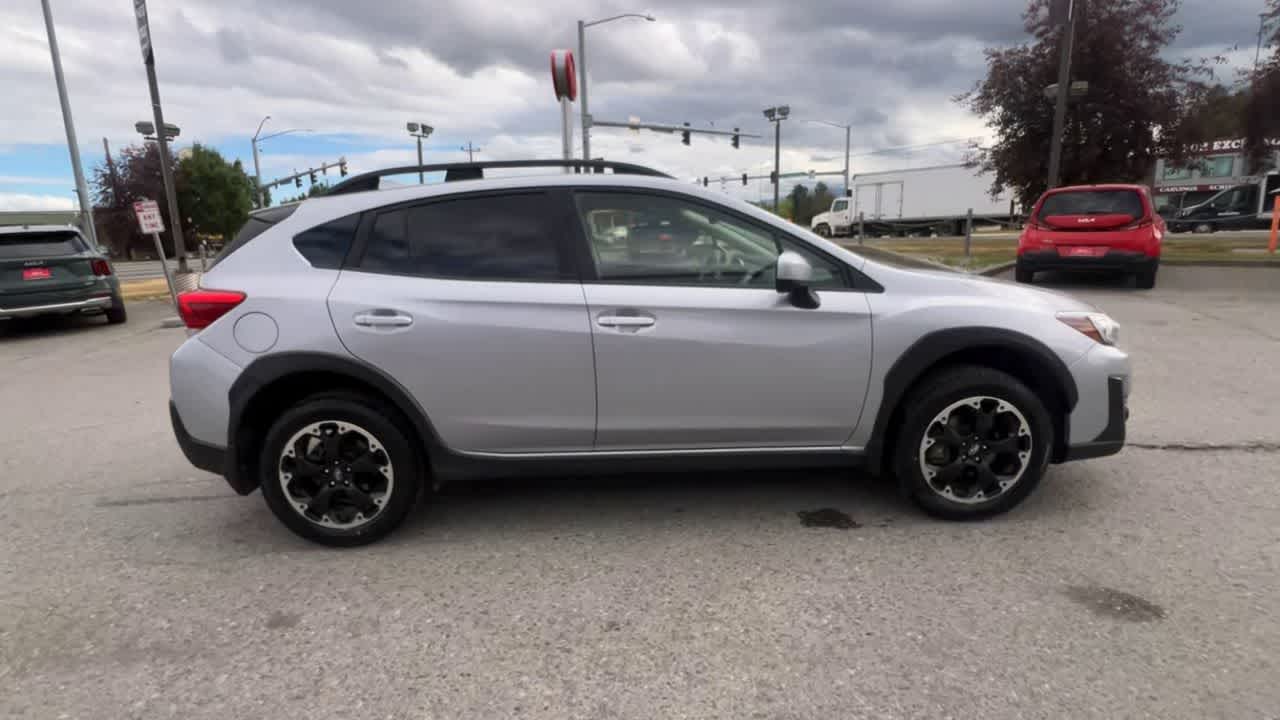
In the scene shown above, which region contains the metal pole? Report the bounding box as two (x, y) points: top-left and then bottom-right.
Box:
(416, 136), (424, 184)
(843, 125), (851, 195)
(144, 61), (189, 272)
(252, 139), (264, 208)
(964, 208), (974, 258)
(578, 20), (590, 161)
(1046, 0), (1076, 190)
(41, 0), (98, 249)
(561, 98), (573, 173)
(150, 231), (180, 309)
(773, 120), (781, 212)
(1257, 13), (1268, 71)
(858, 211), (865, 244)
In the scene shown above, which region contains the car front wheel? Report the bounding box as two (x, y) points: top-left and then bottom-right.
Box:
(893, 366), (1052, 520)
(259, 392), (422, 546)
(814, 224), (831, 237)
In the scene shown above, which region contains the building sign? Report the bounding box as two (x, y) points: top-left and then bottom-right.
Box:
(1156, 182), (1249, 194)
(1184, 137), (1280, 154)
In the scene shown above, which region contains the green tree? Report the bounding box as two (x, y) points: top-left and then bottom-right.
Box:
(1244, 2), (1280, 172)
(960, 0), (1210, 207)
(177, 144), (254, 243)
(787, 184), (811, 224)
(91, 142), (188, 258)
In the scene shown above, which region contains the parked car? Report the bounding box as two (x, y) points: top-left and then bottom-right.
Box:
(0, 225), (126, 324)
(169, 160), (1130, 546)
(1167, 173), (1280, 234)
(1015, 184), (1163, 289)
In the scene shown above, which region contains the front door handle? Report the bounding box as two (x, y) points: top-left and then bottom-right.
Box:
(354, 312), (413, 328)
(597, 314), (655, 328)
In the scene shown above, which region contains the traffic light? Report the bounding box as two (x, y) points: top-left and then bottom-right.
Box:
(770, 170), (778, 185)
(309, 170), (318, 184)
(321, 165), (327, 176)
(681, 122), (691, 146)
(339, 159), (348, 177)
(702, 177), (709, 187)
(294, 174), (302, 188)
(731, 128), (740, 149)
(742, 173), (748, 186)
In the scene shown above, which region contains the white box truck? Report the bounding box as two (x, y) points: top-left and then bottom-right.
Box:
(810, 163), (1018, 237)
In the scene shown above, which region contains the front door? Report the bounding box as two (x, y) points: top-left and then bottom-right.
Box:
(572, 190), (873, 451)
(328, 190), (596, 454)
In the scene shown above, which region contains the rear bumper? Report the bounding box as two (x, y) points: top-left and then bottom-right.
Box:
(170, 400), (229, 477)
(1018, 249), (1156, 273)
(0, 294), (114, 319)
(1064, 376), (1127, 461)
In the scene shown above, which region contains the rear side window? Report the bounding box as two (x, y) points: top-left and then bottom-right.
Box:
(1039, 190), (1144, 218)
(0, 231), (86, 259)
(360, 193), (565, 281)
(293, 213), (359, 269)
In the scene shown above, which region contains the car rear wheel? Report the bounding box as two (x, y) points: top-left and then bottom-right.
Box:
(1135, 262), (1158, 290)
(259, 392), (422, 546)
(1014, 263), (1035, 284)
(1192, 222), (1216, 234)
(893, 366), (1052, 521)
(105, 297), (127, 324)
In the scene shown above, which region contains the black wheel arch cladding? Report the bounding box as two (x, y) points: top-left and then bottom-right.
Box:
(865, 327), (1079, 472)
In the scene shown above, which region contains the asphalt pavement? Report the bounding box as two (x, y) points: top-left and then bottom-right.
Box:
(1, 267), (1278, 719)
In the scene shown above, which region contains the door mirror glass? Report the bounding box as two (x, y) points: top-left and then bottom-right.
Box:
(776, 250), (820, 309)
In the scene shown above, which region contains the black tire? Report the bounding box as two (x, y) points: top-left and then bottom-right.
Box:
(259, 391), (423, 546)
(814, 224), (831, 238)
(1135, 262), (1158, 289)
(892, 365), (1053, 521)
(105, 298), (127, 324)
(1192, 222), (1215, 234)
(1014, 263), (1035, 284)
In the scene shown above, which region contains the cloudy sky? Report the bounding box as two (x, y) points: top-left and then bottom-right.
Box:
(1, 0), (1268, 210)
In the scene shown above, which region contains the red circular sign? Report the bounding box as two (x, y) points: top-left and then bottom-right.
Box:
(550, 49), (577, 101)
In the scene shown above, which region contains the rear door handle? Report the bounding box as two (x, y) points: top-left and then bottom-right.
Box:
(597, 314), (655, 328)
(353, 312), (413, 328)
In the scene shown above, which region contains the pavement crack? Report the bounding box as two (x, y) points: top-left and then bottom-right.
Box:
(1129, 441), (1280, 453)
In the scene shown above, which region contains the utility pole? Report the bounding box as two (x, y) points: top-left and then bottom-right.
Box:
(763, 106), (790, 211)
(102, 137), (120, 208)
(41, 0), (98, 248)
(1257, 12), (1271, 71)
(252, 116), (269, 208)
(134, 0), (188, 272)
(460, 141), (481, 162)
(1046, 0), (1078, 190)
(578, 13), (656, 160)
(407, 122), (433, 183)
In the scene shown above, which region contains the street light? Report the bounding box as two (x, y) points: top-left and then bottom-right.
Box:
(809, 119), (852, 196)
(763, 105), (790, 212)
(407, 121), (434, 184)
(251, 118), (312, 208)
(578, 12), (656, 161)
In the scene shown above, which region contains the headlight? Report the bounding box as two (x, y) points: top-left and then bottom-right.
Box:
(1057, 312), (1120, 346)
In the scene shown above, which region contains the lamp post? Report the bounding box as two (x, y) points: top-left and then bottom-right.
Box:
(41, 0), (98, 249)
(810, 119), (852, 195)
(578, 12), (656, 161)
(251, 121), (311, 208)
(407, 122), (434, 183)
(763, 105), (791, 212)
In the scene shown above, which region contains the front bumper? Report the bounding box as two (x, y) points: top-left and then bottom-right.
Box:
(1063, 376), (1127, 461)
(0, 294), (114, 320)
(1019, 249), (1156, 274)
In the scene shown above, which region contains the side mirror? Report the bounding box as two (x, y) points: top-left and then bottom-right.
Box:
(775, 250), (820, 309)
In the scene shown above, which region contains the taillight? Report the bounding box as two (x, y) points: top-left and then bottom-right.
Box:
(177, 289), (246, 329)
(1123, 218), (1154, 230)
(91, 259), (112, 276)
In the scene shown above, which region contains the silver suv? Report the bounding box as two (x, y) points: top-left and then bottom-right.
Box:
(169, 160), (1129, 546)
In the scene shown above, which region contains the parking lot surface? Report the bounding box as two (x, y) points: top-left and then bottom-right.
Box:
(2, 266), (1278, 719)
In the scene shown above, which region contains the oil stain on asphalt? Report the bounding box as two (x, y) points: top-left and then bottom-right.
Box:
(797, 508), (861, 529)
(1064, 584), (1166, 622)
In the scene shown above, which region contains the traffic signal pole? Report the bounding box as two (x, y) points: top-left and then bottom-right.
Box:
(1047, 0), (1077, 189)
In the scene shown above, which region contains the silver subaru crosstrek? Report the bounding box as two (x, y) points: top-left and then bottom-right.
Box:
(169, 160), (1129, 546)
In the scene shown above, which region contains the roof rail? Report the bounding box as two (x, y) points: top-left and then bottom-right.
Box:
(324, 159), (672, 197)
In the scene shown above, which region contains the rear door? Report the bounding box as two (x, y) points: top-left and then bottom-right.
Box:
(327, 189), (597, 454)
(0, 230), (96, 307)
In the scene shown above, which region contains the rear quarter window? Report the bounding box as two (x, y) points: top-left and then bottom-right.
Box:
(293, 213), (360, 269)
(210, 204), (299, 270)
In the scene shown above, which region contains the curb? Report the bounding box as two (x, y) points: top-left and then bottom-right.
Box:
(977, 260), (1017, 276)
(1158, 259), (1280, 267)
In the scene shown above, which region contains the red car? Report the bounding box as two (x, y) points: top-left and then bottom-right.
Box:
(1016, 183), (1163, 289)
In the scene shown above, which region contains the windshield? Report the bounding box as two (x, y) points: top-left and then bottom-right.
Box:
(1039, 190), (1144, 218)
(0, 231), (86, 259)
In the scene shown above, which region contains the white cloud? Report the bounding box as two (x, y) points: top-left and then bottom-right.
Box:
(0, 193), (77, 211)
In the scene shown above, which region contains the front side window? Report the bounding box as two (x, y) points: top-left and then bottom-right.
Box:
(832, 199), (849, 212)
(360, 193), (565, 281)
(573, 191), (847, 289)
